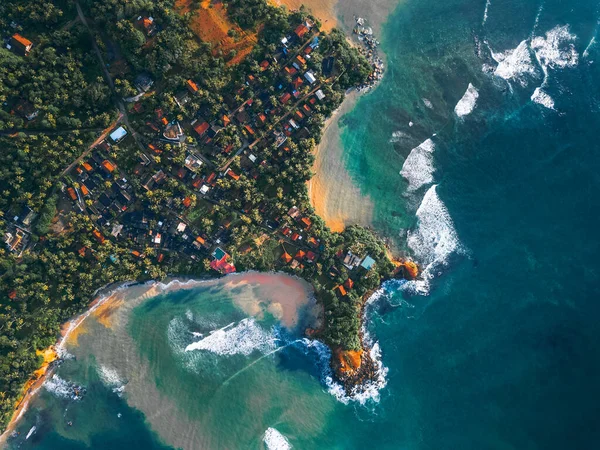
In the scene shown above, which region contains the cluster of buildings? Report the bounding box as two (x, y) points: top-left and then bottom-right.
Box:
(53, 16), (363, 278)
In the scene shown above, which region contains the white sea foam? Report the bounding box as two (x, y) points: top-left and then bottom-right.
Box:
(531, 25), (578, 86)
(263, 427), (291, 450)
(454, 83), (479, 117)
(492, 40), (540, 86)
(531, 87), (555, 109)
(185, 318), (276, 356)
(400, 138), (436, 192)
(389, 130), (409, 143)
(98, 365), (126, 394)
(44, 374), (84, 400)
(422, 98), (433, 109)
(405, 185), (462, 295)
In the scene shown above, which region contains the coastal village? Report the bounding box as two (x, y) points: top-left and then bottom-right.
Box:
(0, 0), (417, 432)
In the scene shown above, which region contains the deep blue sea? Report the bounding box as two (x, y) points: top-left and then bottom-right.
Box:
(7, 0), (600, 448)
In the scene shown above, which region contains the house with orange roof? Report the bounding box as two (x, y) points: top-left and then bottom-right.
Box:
(295, 24), (309, 38)
(260, 60), (270, 70)
(102, 160), (116, 173)
(335, 285), (347, 297)
(226, 169), (240, 181)
(295, 250), (306, 260)
(187, 79), (199, 93)
(136, 16), (157, 36)
(300, 217), (312, 229)
(67, 187), (77, 201)
(92, 230), (105, 244)
(193, 120), (209, 136)
(280, 92), (292, 104)
(344, 278), (354, 290)
(292, 76), (303, 90)
(10, 34), (33, 55)
(281, 251), (293, 263)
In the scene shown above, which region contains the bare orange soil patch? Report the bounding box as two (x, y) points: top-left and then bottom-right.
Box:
(176, 0), (257, 66)
(271, 0), (338, 31)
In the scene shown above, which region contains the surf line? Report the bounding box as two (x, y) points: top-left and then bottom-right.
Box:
(221, 340), (303, 386)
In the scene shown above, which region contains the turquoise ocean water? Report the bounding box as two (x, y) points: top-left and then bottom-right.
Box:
(7, 0), (600, 448)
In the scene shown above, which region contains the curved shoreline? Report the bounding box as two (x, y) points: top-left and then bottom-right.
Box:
(307, 0), (399, 231)
(0, 272), (320, 442)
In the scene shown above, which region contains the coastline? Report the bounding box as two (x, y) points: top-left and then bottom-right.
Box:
(307, 0), (400, 231)
(308, 90), (374, 232)
(0, 279), (141, 444)
(0, 2), (409, 439)
(0, 273), (319, 441)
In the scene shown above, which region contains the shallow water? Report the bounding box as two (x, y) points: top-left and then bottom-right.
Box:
(8, 0), (600, 448)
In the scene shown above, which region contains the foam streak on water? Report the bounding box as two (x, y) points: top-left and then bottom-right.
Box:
(482, 0), (491, 26)
(531, 24), (579, 87)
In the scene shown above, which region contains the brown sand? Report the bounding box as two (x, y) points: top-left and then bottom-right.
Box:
(272, 0), (338, 31)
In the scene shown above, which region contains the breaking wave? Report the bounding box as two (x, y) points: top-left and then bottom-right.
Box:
(487, 24), (579, 98)
(531, 25), (579, 77)
(405, 185), (462, 295)
(43, 374), (84, 400)
(98, 365), (126, 395)
(263, 427), (291, 450)
(491, 40), (541, 86)
(185, 318), (276, 356)
(400, 138), (436, 192)
(454, 83), (479, 117)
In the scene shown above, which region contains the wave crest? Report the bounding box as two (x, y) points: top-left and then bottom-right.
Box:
(185, 318), (276, 356)
(400, 138), (436, 192)
(406, 185), (462, 294)
(263, 427), (291, 450)
(454, 83), (479, 117)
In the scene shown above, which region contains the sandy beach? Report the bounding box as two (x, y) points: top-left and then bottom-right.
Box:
(300, 0), (400, 231)
(308, 91), (374, 232)
(272, 0), (338, 31)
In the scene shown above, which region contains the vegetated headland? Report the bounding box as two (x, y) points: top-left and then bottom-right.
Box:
(0, 0), (416, 435)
